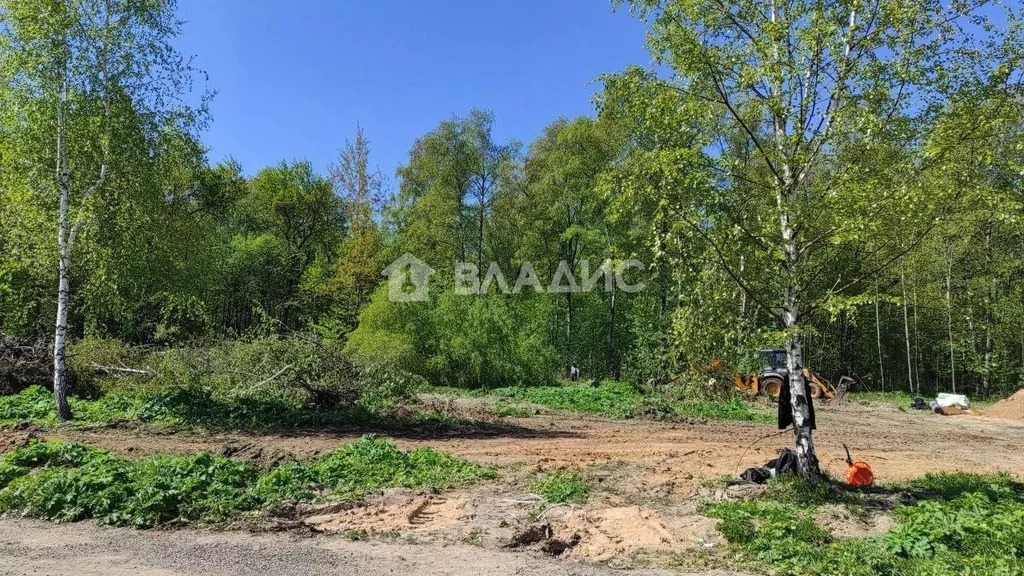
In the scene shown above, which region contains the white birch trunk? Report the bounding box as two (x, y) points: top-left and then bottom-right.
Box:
(53, 78), (73, 422)
(901, 259), (914, 394)
(53, 247), (73, 422)
(780, 198), (820, 478)
(51, 6), (109, 421)
(945, 250), (956, 393)
(982, 224), (993, 397)
(875, 278), (885, 394)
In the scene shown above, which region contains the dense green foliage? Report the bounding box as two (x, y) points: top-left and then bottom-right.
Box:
(705, 474), (1024, 576)
(0, 438), (493, 528)
(1, 0), (1024, 431)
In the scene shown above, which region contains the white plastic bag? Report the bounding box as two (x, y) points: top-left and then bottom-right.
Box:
(935, 393), (970, 409)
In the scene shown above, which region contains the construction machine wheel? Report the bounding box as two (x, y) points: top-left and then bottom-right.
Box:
(760, 376), (783, 397)
(810, 383), (824, 399)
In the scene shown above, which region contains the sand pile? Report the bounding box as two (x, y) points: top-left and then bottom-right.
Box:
(301, 489), (468, 533)
(983, 389), (1024, 421)
(555, 507), (684, 560)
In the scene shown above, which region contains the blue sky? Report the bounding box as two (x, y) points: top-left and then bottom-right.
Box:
(173, 0), (652, 182)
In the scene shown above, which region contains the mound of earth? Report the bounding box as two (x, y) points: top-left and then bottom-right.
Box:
(555, 506), (696, 561)
(814, 504), (894, 538)
(298, 489), (469, 534)
(983, 389), (1024, 421)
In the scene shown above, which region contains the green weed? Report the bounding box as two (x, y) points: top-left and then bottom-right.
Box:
(704, 472), (1024, 576)
(0, 437), (493, 528)
(491, 401), (532, 418)
(491, 380), (641, 418)
(488, 380), (764, 422)
(0, 384), (491, 432)
(672, 397), (771, 422)
(530, 469), (589, 504)
(894, 471), (1024, 502)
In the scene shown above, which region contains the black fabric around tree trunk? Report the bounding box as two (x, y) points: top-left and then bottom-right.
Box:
(778, 375), (816, 430)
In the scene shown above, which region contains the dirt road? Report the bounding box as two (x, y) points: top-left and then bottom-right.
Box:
(0, 517), (703, 576)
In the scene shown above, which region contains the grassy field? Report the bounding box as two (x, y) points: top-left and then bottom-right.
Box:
(426, 380), (772, 422)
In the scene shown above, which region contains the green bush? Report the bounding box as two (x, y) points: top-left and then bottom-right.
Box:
(0, 438), (493, 528)
(68, 337), (141, 396)
(354, 365), (422, 412)
(530, 469), (589, 504)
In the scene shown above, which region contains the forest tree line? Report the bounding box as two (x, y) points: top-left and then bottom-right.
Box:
(2, 0), (1023, 414)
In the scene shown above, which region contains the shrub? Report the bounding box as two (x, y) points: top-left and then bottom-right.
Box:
(68, 337), (141, 396)
(355, 365), (422, 412)
(1, 335), (428, 429)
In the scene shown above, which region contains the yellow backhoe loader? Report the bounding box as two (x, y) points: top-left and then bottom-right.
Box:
(733, 348), (856, 403)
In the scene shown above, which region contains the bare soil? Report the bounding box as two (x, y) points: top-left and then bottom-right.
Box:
(1, 397), (1022, 572)
(981, 388), (1024, 421)
(0, 517), (722, 576)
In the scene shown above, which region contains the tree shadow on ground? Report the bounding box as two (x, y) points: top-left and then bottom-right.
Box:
(758, 471), (1024, 512)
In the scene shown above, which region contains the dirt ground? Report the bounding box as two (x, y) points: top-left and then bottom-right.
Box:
(0, 517), (730, 576)
(2, 398), (1023, 572)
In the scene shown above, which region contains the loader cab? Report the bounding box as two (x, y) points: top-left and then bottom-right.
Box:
(758, 348), (788, 377)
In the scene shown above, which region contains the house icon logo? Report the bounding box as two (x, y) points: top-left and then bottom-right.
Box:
(382, 253), (435, 302)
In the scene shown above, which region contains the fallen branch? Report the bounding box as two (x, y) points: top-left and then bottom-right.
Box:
(733, 427), (793, 475)
(501, 494), (545, 504)
(537, 503), (575, 520)
(89, 363), (158, 377)
(240, 364), (294, 394)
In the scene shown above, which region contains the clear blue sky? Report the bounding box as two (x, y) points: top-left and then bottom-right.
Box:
(173, 0), (652, 182)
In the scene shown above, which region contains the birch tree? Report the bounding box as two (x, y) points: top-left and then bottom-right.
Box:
(0, 0), (196, 420)
(620, 0), (1023, 476)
